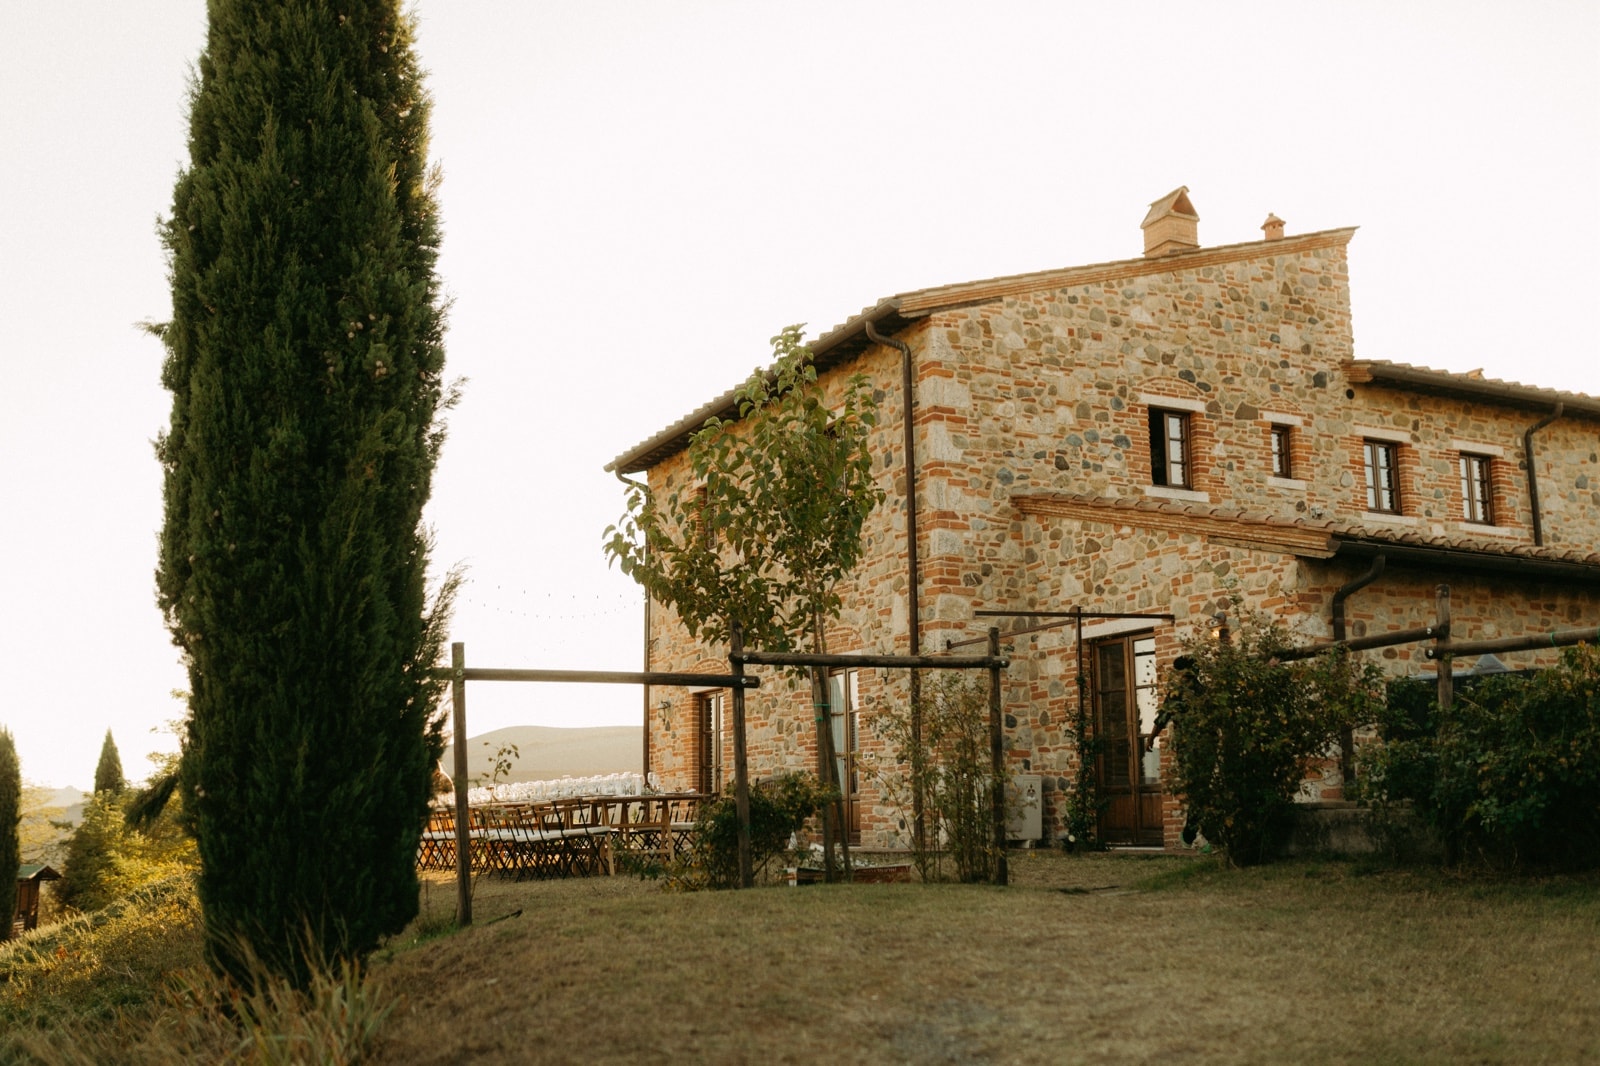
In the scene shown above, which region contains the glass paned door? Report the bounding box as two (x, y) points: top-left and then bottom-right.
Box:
(696, 692), (724, 795)
(827, 669), (862, 843)
(1094, 634), (1163, 845)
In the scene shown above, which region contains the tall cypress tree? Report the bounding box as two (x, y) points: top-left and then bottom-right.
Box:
(155, 0), (455, 984)
(0, 728), (19, 940)
(93, 730), (124, 797)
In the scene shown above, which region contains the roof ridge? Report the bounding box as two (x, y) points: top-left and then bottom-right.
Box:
(894, 227), (1357, 315)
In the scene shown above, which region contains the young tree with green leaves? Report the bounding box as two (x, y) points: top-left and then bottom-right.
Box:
(155, 0), (455, 985)
(606, 325), (884, 884)
(93, 730), (124, 797)
(1, 728), (19, 940)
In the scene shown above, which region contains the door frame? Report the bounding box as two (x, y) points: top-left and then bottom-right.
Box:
(825, 667), (862, 844)
(1090, 631), (1164, 846)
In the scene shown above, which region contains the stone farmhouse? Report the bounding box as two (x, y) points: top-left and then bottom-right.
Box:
(607, 188), (1600, 850)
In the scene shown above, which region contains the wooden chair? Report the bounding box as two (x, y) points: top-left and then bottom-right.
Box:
(665, 794), (705, 859)
(615, 796), (671, 862)
(417, 806), (456, 871)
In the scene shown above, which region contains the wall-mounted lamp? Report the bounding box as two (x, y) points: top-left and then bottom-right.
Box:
(1208, 612), (1231, 644)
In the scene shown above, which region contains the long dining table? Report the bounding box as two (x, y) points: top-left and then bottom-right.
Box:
(418, 793), (707, 880)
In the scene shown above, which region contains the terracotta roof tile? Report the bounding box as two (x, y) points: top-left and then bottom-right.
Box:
(1014, 492), (1600, 569)
(1345, 359), (1600, 417)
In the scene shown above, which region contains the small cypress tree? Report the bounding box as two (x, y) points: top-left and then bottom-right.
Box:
(155, 0), (455, 985)
(58, 794), (125, 914)
(93, 730), (125, 797)
(0, 728), (20, 940)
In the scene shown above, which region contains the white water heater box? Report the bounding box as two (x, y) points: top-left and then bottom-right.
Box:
(1006, 774), (1042, 841)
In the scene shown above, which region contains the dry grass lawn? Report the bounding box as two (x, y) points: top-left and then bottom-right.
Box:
(371, 853), (1600, 1065)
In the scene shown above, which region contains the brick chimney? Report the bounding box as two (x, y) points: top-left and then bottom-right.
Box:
(1141, 186), (1199, 258)
(1261, 213), (1285, 240)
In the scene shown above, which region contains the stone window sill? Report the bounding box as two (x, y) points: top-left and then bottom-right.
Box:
(1144, 485), (1211, 504)
(1455, 521), (1520, 539)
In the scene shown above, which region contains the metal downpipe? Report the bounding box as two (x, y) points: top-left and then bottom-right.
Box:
(1331, 554), (1386, 643)
(1330, 553), (1385, 790)
(864, 318), (924, 849)
(1523, 403), (1563, 547)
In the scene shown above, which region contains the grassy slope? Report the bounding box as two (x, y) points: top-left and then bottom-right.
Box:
(373, 854), (1600, 1065)
(6, 854), (1597, 1064)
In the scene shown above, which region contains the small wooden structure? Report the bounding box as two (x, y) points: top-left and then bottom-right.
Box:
(10, 864), (61, 937)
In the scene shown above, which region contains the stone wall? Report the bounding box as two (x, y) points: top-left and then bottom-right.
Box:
(636, 231), (1600, 851)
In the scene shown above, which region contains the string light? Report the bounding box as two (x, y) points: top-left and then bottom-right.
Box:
(455, 577), (643, 622)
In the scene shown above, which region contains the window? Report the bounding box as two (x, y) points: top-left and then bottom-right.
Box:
(695, 692), (724, 795)
(1149, 408), (1191, 488)
(1271, 424), (1293, 479)
(1363, 440), (1400, 513)
(694, 486), (713, 546)
(1460, 453), (1493, 524)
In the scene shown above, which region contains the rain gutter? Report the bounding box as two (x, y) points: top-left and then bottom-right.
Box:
(1522, 404), (1563, 547)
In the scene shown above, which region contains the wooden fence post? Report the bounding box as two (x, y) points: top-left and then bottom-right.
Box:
(451, 642), (472, 927)
(1435, 585), (1453, 715)
(989, 626), (1008, 887)
(730, 623), (753, 889)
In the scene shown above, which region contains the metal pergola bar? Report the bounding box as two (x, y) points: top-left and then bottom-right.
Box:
(1275, 623), (1448, 662)
(1424, 624), (1600, 659)
(429, 667), (759, 688)
(972, 610), (1177, 619)
(431, 643), (762, 927)
(734, 650), (1007, 670)
(730, 638), (1012, 885)
(945, 609), (1176, 650)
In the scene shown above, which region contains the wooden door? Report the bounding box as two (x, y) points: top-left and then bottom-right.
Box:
(695, 692), (724, 795)
(1093, 634), (1164, 846)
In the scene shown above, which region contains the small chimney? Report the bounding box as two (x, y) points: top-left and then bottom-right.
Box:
(1261, 213), (1285, 241)
(1141, 186), (1199, 258)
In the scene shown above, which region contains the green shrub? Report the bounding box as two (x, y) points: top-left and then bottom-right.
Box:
(867, 672), (1005, 883)
(1, 885), (388, 1065)
(1166, 610), (1380, 866)
(684, 772), (830, 889)
(0, 873), (203, 1037)
(1062, 697), (1106, 854)
(1363, 644), (1600, 870)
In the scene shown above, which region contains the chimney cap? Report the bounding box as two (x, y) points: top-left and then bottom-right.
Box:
(1141, 186), (1200, 258)
(1261, 213), (1286, 240)
(1141, 186), (1198, 230)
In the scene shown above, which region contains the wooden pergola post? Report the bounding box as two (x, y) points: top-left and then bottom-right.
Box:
(1435, 585), (1453, 714)
(989, 626), (1008, 887)
(730, 623), (754, 889)
(451, 641), (472, 927)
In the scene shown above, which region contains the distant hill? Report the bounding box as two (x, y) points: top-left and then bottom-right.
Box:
(42, 786), (88, 816)
(21, 785), (87, 867)
(440, 725), (642, 786)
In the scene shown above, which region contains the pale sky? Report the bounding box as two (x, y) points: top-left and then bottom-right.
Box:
(2, 1), (1596, 790)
